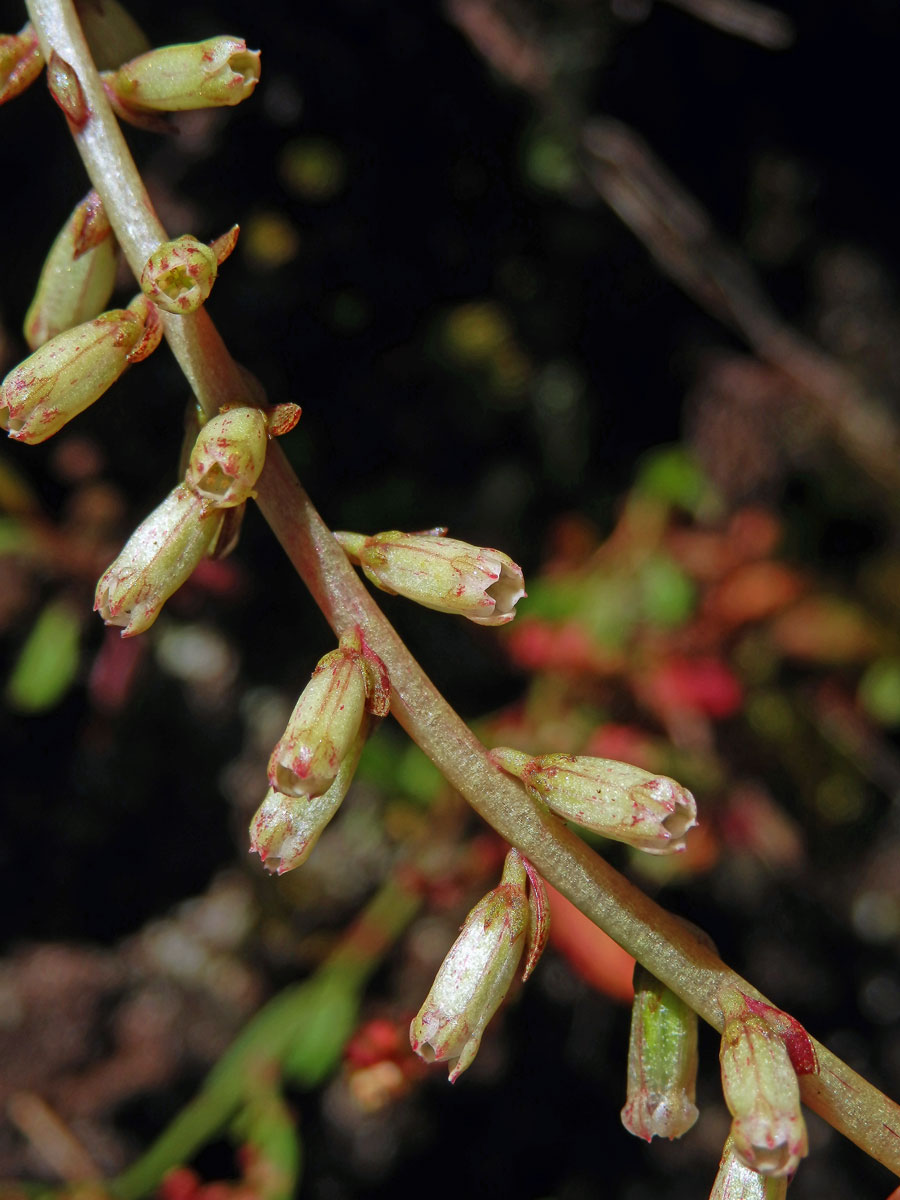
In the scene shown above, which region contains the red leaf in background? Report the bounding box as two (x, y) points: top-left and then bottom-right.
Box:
(643, 656), (743, 720)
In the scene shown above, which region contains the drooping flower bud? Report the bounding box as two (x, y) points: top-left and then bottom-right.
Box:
(410, 848), (537, 1082)
(24, 190), (117, 349)
(268, 632), (389, 799)
(94, 484), (224, 637)
(102, 36), (260, 114)
(335, 528), (526, 626)
(621, 963), (699, 1141)
(709, 1135), (788, 1200)
(1, 296), (161, 444)
(0, 25), (43, 105)
(140, 235), (219, 314)
(250, 725), (367, 874)
(491, 748), (698, 854)
(185, 406), (268, 506)
(718, 989), (809, 1178)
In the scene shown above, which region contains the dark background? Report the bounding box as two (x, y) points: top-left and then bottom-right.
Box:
(2, 1), (900, 1197)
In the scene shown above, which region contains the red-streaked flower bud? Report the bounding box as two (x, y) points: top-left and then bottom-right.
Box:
(185, 406), (268, 506)
(491, 748), (698, 854)
(94, 484), (224, 637)
(1, 297), (160, 444)
(709, 1135), (788, 1200)
(410, 848), (533, 1082)
(0, 24), (43, 105)
(335, 528), (526, 626)
(250, 727), (366, 874)
(621, 963), (699, 1141)
(102, 36), (260, 114)
(268, 632), (388, 798)
(24, 190), (117, 349)
(140, 235), (219, 314)
(718, 989), (808, 1178)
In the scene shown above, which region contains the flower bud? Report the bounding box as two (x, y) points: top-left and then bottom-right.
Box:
(410, 849), (531, 1081)
(0, 25), (43, 105)
(709, 1135), (788, 1200)
(102, 36), (260, 113)
(335, 529), (526, 626)
(718, 989), (808, 1178)
(268, 634), (381, 799)
(24, 190), (117, 349)
(250, 727), (366, 874)
(1, 299), (159, 444)
(94, 484), (224, 637)
(621, 963), (699, 1141)
(185, 406), (268, 506)
(140, 235), (219, 314)
(491, 748), (697, 854)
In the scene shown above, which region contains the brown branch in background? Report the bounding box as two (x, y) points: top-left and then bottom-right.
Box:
(661, 0), (794, 49)
(446, 0), (900, 503)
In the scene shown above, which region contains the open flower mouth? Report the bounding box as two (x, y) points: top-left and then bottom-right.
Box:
(485, 562), (526, 621)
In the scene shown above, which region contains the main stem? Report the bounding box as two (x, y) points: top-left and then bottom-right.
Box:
(26, 0), (900, 1178)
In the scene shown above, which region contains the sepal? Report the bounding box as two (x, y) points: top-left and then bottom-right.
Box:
(491, 747), (697, 854)
(102, 36), (260, 114)
(24, 190), (117, 349)
(94, 484), (224, 637)
(621, 963), (699, 1141)
(0, 25), (43, 105)
(335, 528), (526, 625)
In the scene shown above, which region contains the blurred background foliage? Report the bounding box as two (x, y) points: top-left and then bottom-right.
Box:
(2, 0), (900, 1197)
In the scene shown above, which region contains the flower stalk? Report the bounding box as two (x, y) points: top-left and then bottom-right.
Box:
(24, 0), (900, 1177)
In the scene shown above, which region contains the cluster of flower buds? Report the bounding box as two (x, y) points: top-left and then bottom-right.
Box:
(410, 848), (549, 1082)
(250, 631), (390, 873)
(101, 36), (260, 120)
(94, 399), (300, 636)
(23, 190), (118, 350)
(334, 528), (526, 626)
(1, 294), (161, 444)
(0, 24), (43, 105)
(718, 988), (810, 1179)
(490, 748), (698, 854)
(621, 962), (700, 1141)
(709, 1136), (788, 1200)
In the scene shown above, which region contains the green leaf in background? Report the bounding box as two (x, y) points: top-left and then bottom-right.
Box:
(634, 444), (719, 517)
(858, 658), (900, 727)
(6, 600), (81, 712)
(639, 554), (697, 628)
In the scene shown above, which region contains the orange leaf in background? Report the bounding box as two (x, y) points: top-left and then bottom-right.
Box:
(771, 596), (880, 663)
(546, 882), (634, 1004)
(706, 560), (805, 627)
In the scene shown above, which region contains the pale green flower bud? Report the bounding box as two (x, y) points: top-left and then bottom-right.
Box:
(140, 235), (219, 315)
(719, 989), (809, 1178)
(268, 635), (376, 799)
(94, 484), (224, 637)
(250, 729), (365, 874)
(1, 297), (161, 444)
(410, 849), (532, 1082)
(335, 528), (526, 626)
(491, 747), (698, 854)
(709, 1135), (788, 1200)
(185, 406), (268, 507)
(621, 963), (699, 1141)
(102, 36), (260, 114)
(0, 24), (43, 105)
(24, 190), (117, 349)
